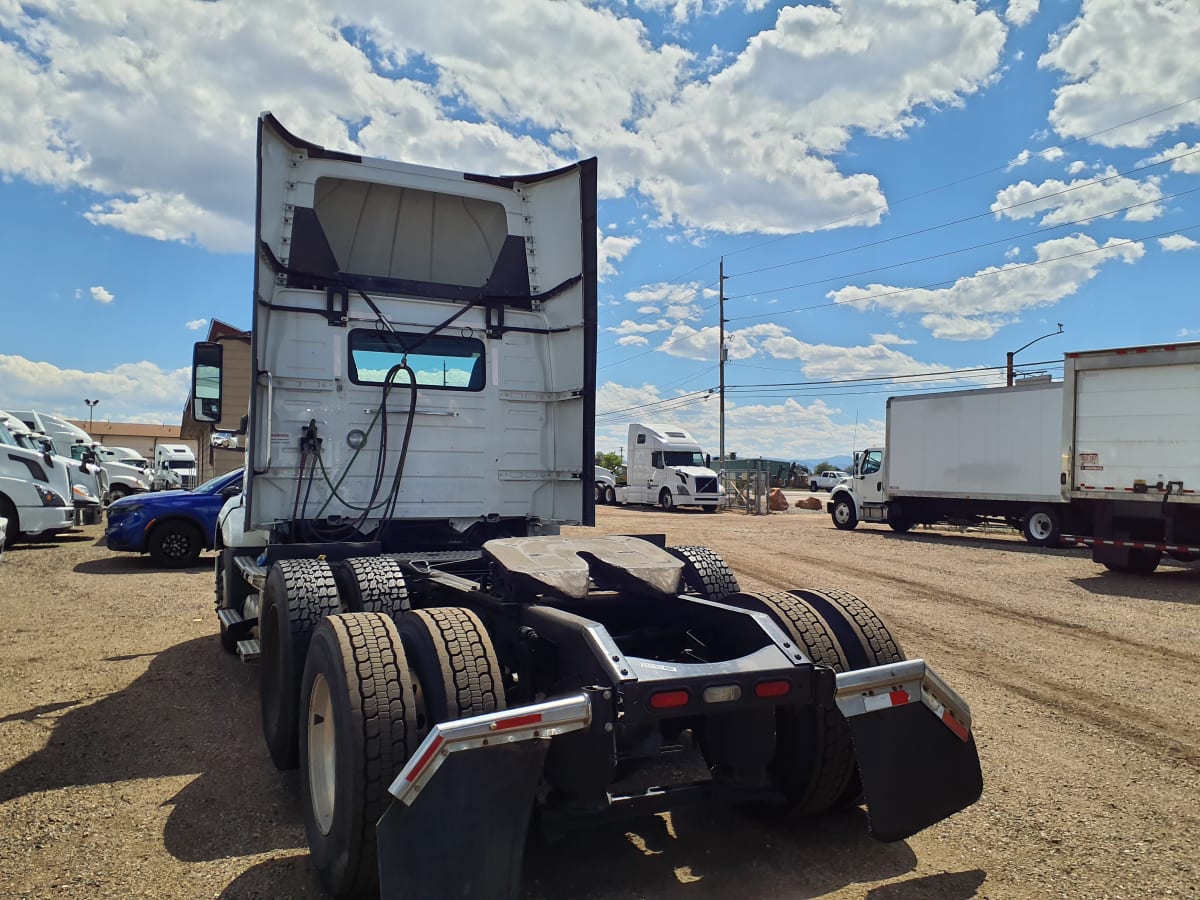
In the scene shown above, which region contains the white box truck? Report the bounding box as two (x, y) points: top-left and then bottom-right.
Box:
(827, 381), (1067, 545)
(614, 423), (720, 511)
(1058, 341), (1200, 573)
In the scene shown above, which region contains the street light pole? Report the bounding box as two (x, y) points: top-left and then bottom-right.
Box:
(84, 398), (99, 432)
(1006, 324), (1064, 386)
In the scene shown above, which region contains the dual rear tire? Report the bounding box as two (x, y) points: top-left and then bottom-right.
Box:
(295, 604), (504, 899)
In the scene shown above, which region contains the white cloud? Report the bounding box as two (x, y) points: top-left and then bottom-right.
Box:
(1005, 246), (1021, 259)
(870, 332), (916, 346)
(185, 318), (209, 330)
(1177, 328), (1200, 338)
(1039, 0), (1200, 148)
(1006, 145), (1065, 170)
(598, 230), (640, 281)
(829, 233), (1145, 340)
(1066, 160), (1088, 175)
(991, 169), (1163, 225)
(616, 335), (650, 347)
(1005, 0), (1039, 27)
(1140, 142), (1200, 176)
(0, 0), (1009, 252)
(89, 285), (114, 304)
(1158, 234), (1199, 252)
(0, 354), (189, 424)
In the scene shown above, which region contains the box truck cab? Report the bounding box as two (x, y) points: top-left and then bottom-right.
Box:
(152, 443), (198, 490)
(615, 424), (719, 512)
(0, 409), (75, 548)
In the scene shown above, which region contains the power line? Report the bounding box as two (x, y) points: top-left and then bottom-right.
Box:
(726, 146), (1200, 286)
(725, 222), (1200, 324)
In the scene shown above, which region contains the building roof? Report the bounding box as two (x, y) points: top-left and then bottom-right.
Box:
(66, 420), (182, 439)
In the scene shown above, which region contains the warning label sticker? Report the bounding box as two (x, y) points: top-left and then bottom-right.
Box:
(1079, 452), (1103, 470)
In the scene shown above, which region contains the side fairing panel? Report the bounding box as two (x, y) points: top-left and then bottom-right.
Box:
(249, 114), (595, 535)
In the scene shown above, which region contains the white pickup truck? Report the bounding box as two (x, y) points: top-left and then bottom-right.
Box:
(810, 470), (849, 492)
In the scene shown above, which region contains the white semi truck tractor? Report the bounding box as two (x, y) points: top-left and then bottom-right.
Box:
(192, 113), (982, 899)
(614, 423), (720, 511)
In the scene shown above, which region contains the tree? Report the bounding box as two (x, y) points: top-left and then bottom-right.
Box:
(595, 450), (623, 470)
(814, 462), (837, 475)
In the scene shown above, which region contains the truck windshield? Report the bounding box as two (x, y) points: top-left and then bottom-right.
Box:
(663, 451), (705, 467)
(166, 460), (194, 470)
(349, 329), (485, 391)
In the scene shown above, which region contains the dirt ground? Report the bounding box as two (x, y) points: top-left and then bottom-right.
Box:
(1, 502), (1197, 900)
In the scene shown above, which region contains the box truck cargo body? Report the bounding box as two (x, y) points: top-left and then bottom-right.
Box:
(828, 382), (1067, 545)
(1060, 342), (1200, 573)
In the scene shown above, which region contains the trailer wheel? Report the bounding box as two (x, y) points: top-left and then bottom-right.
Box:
(300, 613), (418, 899)
(666, 545), (740, 601)
(659, 490), (675, 512)
(1022, 506), (1061, 547)
(260, 559), (341, 770)
(721, 590), (856, 818)
(830, 496), (857, 530)
(335, 556), (409, 618)
(397, 608), (506, 727)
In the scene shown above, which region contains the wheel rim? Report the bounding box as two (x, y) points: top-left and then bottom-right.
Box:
(1028, 513), (1052, 541)
(835, 502), (850, 525)
(307, 672), (337, 836)
(162, 531), (189, 560)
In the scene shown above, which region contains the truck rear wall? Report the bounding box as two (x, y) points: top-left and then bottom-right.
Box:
(1065, 344), (1200, 502)
(886, 383), (1063, 502)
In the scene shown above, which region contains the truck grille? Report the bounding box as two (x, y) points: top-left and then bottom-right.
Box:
(695, 476), (717, 494)
(181, 474), (197, 489)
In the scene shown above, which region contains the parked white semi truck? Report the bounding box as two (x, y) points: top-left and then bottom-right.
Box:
(828, 381), (1067, 546)
(8, 409), (107, 523)
(191, 113), (981, 899)
(151, 442), (198, 490)
(0, 409), (75, 548)
(1057, 341), (1200, 574)
(614, 423), (720, 511)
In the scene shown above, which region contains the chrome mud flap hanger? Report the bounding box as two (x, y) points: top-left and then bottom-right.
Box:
(835, 658), (983, 842)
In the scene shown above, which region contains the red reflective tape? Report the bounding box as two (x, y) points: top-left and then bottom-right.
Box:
(405, 735), (445, 782)
(942, 710), (970, 742)
(889, 689), (910, 707)
(493, 712), (543, 731)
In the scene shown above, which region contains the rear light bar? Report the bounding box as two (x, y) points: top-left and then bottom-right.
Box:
(649, 689), (690, 709)
(754, 679), (791, 699)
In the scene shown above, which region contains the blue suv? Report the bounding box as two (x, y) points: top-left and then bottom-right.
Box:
(105, 468), (242, 567)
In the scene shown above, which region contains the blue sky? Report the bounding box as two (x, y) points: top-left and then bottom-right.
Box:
(1, 0), (1197, 463)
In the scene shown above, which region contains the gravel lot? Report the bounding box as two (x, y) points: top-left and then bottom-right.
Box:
(1, 503), (1197, 899)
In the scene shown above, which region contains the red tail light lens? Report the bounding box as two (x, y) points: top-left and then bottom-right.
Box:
(649, 689), (690, 709)
(754, 680), (791, 699)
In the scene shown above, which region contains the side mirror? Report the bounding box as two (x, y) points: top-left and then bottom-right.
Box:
(192, 342), (223, 423)
(220, 484), (242, 500)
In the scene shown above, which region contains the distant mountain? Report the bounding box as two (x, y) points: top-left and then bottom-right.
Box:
(798, 455), (853, 471)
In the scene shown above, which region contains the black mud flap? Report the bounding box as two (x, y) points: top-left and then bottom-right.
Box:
(847, 702), (983, 842)
(376, 741), (549, 899)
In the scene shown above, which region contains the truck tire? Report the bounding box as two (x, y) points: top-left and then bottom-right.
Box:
(659, 489), (674, 512)
(830, 496), (858, 530)
(334, 556), (409, 618)
(0, 496), (17, 549)
(396, 608), (506, 728)
(1022, 506), (1062, 547)
(147, 519), (203, 567)
(260, 559), (341, 770)
(886, 506), (913, 533)
(666, 545), (740, 601)
(790, 588), (905, 808)
(1103, 548), (1162, 574)
(604, 485), (617, 505)
(721, 590), (856, 818)
(300, 613), (418, 899)
(107, 485), (129, 503)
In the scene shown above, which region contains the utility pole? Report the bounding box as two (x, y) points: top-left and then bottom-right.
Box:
(718, 258), (726, 487)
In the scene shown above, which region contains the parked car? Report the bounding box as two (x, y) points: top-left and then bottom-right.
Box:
(594, 465), (617, 504)
(104, 468), (242, 567)
(810, 470), (849, 492)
